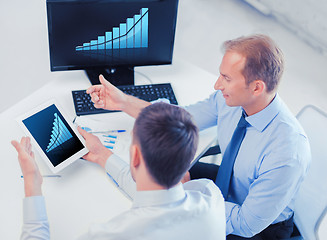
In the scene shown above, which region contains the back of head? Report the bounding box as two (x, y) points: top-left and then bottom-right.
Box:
(133, 103), (199, 188)
(223, 34), (284, 93)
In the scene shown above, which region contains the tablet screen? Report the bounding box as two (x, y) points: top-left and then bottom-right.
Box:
(22, 104), (84, 167)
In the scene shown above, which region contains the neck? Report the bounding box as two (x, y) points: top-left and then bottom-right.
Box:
(244, 92), (276, 116)
(135, 167), (167, 191)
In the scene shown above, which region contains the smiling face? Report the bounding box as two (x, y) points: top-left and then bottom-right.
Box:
(214, 51), (257, 111)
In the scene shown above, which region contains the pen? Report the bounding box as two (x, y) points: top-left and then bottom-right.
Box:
(21, 175), (62, 178)
(89, 130), (126, 134)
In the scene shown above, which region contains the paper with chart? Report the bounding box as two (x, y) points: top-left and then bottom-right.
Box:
(74, 114), (134, 163)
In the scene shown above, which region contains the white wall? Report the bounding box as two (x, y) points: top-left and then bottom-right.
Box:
(242, 0), (327, 55)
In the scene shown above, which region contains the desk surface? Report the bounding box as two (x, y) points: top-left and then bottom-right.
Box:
(0, 59), (217, 239)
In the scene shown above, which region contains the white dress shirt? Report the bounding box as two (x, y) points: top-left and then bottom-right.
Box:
(21, 154), (226, 240)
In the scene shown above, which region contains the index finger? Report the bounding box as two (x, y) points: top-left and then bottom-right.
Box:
(86, 84), (103, 94)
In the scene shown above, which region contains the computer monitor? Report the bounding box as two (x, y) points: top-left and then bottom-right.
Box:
(46, 0), (179, 85)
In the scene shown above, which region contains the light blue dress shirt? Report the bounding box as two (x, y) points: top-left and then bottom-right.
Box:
(186, 91), (311, 237)
(21, 154), (226, 240)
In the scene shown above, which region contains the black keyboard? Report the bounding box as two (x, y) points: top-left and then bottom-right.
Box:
(72, 83), (178, 116)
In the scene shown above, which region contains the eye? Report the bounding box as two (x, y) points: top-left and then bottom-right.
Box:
(224, 76), (231, 82)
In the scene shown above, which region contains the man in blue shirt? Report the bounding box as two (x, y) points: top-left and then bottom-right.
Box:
(87, 34), (311, 239)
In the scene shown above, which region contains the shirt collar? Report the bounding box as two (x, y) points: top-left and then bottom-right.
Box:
(132, 184), (186, 208)
(245, 94), (281, 132)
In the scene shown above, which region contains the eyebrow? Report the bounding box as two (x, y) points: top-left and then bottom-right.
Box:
(220, 73), (231, 79)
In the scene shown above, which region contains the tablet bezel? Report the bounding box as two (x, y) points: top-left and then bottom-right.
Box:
(16, 99), (89, 173)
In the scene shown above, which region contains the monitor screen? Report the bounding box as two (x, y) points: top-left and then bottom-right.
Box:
(46, 0), (179, 85)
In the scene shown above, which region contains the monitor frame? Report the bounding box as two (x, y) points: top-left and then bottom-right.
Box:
(46, 0), (179, 85)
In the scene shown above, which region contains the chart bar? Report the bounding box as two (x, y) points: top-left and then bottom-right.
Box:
(90, 40), (97, 50)
(105, 32), (112, 49)
(141, 8), (148, 47)
(98, 36), (105, 50)
(134, 14), (141, 48)
(120, 23), (127, 49)
(127, 18), (134, 48)
(113, 27), (120, 49)
(83, 43), (90, 50)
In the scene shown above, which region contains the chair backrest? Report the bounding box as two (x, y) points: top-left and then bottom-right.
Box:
(294, 105), (327, 240)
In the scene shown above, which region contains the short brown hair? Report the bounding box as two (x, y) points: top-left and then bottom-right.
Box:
(133, 103), (199, 188)
(223, 34), (284, 92)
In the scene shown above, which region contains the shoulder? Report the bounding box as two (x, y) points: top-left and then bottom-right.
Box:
(183, 179), (224, 202)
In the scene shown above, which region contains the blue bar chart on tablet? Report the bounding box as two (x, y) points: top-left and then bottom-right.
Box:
(46, 113), (73, 153)
(75, 8), (148, 51)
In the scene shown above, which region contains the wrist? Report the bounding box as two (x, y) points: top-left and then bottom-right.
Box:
(24, 176), (43, 197)
(98, 147), (113, 168)
(120, 93), (130, 112)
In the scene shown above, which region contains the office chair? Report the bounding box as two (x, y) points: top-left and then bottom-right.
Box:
(291, 105), (327, 240)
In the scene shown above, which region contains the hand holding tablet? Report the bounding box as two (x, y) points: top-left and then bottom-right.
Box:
(16, 99), (89, 173)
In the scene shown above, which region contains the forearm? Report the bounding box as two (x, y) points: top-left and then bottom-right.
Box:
(24, 177), (42, 197)
(105, 154), (136, 199)
(121, 95), (151, 119)
(21, 196), (50, 240)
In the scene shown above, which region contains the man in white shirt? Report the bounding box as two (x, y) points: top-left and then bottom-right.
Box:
(12, 102), (226, 240)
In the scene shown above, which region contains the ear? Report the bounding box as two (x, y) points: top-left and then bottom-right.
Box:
(130, 144), (141, 168)
(252, 80), (266, 96)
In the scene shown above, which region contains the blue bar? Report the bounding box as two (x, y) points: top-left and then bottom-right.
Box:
(55, 115), (71, 141)
(105, 32), (112, 49)
(103, 134), (117, 139)
(83, 43), (90, 50)
(113, 27), (120, 49)
(127, 18), (134, 48)
(98, 36), (105, 50)
(120, 23), (127, 49)
(52, 126), (59, 136)
(90, 40), (97, 50)
(54, 118), (67, 141)
(76, 46), (83, 51)
(134, 15), (141, 48)
(141, 8), (148, 48)
(58, 118), (72, 140)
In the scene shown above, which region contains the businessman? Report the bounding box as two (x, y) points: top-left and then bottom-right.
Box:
(12, 103), (226, 239)
(87, 34), (311, 239)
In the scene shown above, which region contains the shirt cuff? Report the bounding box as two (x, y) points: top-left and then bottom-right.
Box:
(225, 201), (238, 235)
(23, 196), (48, 223)
(105, 154), (128, 180)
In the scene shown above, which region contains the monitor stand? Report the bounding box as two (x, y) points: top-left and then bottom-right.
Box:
(85, 67), (134, 86)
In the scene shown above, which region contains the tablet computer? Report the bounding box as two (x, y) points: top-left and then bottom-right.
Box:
(17, 99), (89, 173)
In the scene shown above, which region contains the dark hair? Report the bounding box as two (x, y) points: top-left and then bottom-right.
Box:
(133, 103), (199, 188)
(222, 34), (284, 92)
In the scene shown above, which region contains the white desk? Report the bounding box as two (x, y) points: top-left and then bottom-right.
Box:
(0, 59), (217, 239)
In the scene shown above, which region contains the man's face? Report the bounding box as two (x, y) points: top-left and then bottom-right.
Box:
(214, 51), (254, 108)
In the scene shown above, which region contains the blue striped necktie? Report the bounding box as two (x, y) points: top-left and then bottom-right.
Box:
(215, 113), (249, 199)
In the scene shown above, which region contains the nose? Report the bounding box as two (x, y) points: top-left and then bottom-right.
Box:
(214, 75), (223, 91)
